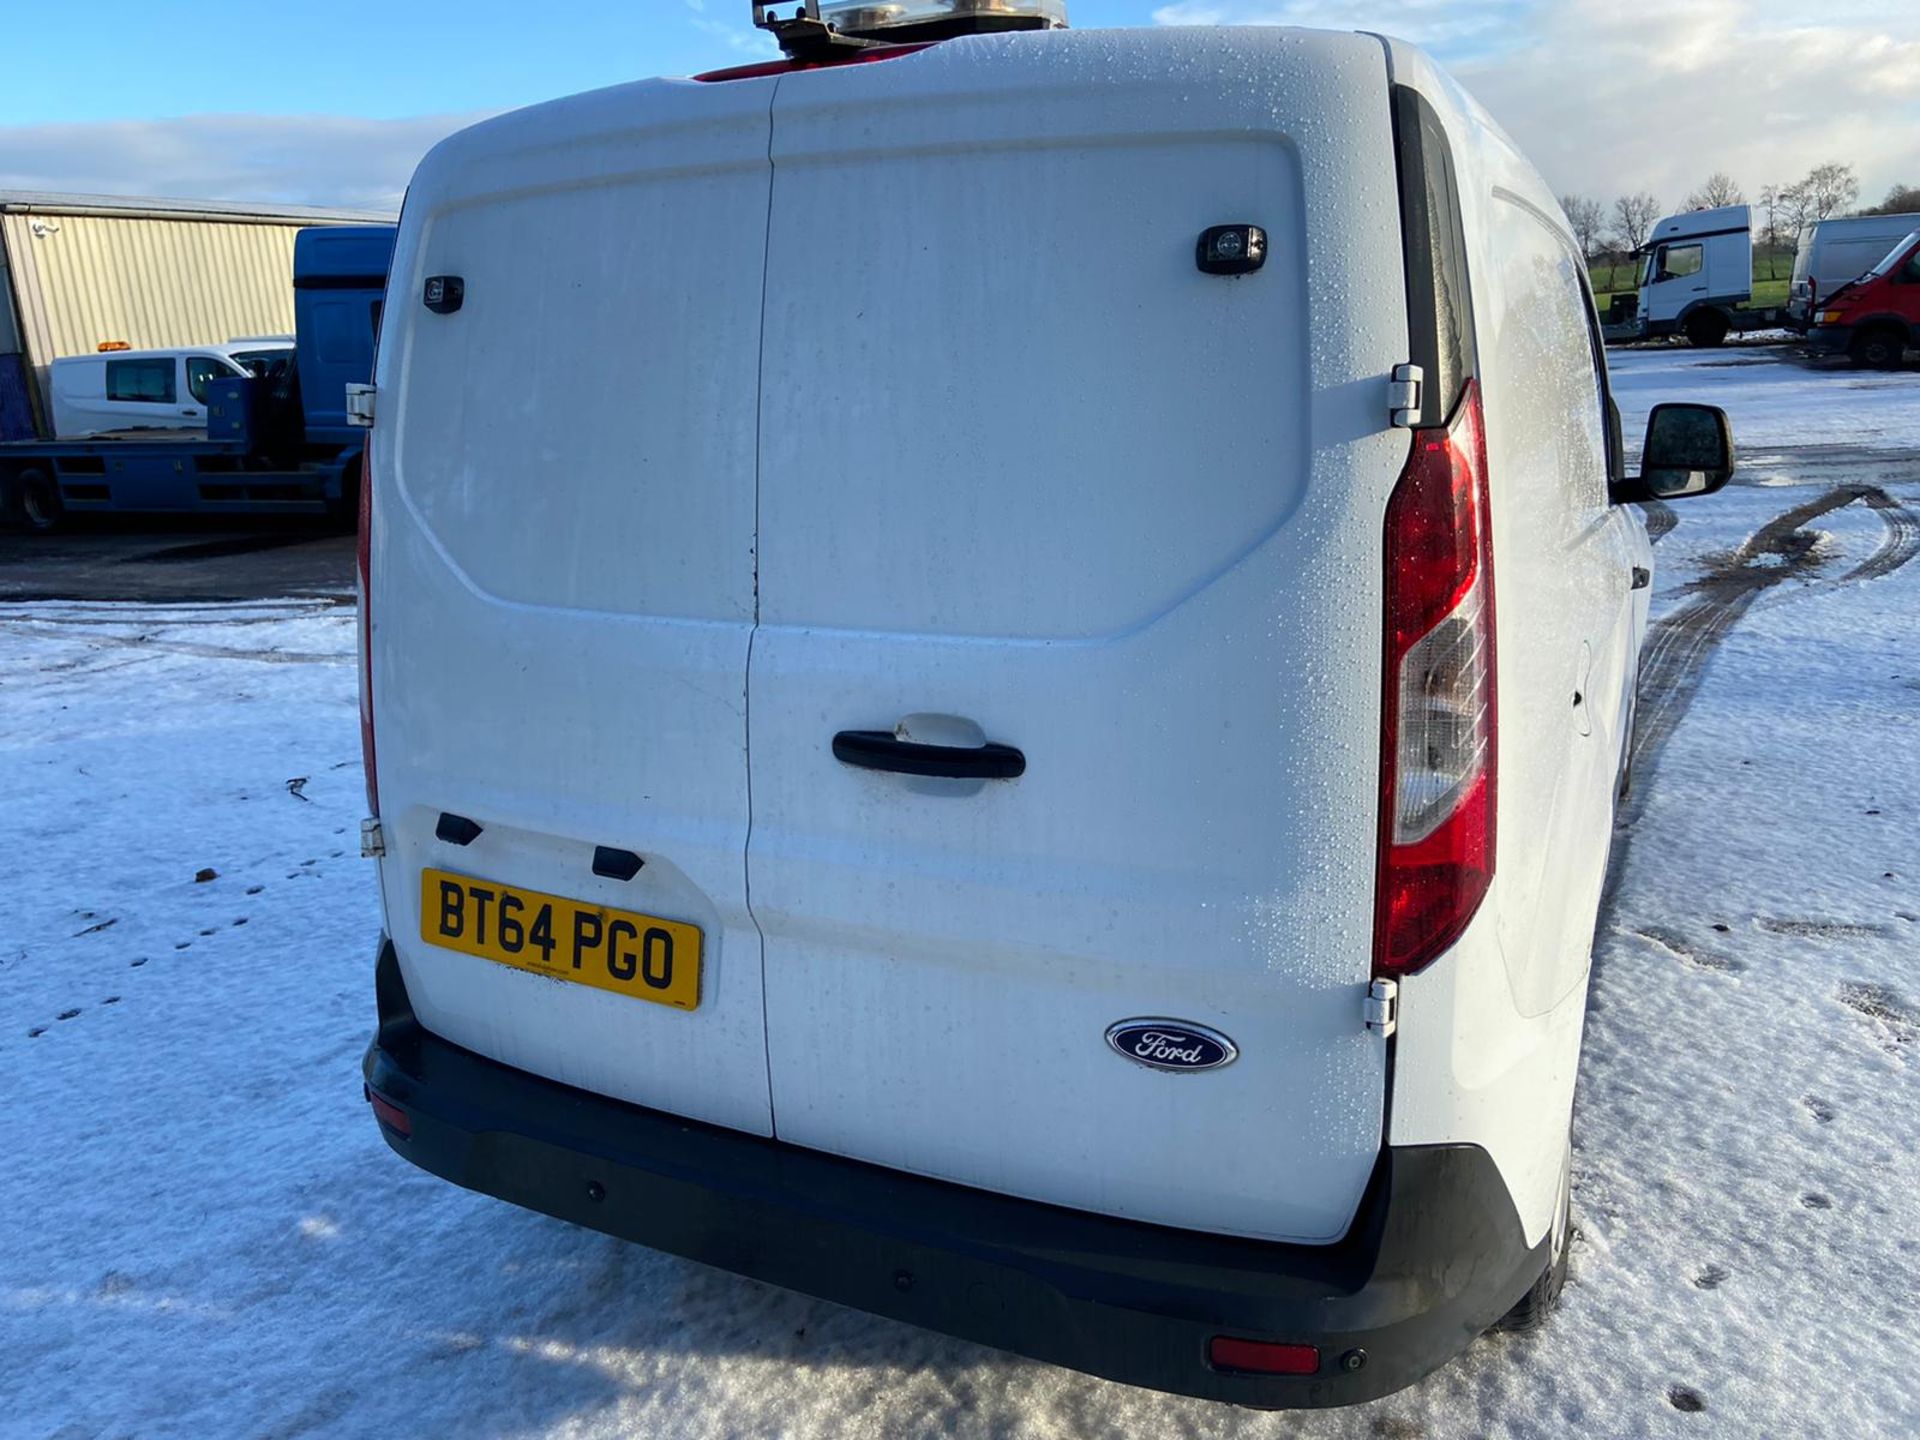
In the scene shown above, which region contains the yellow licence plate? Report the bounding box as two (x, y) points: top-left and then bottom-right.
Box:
(420, 868), (701, 1011)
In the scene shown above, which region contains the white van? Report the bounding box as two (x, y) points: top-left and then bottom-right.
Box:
(357, 8), (1733, 1408)
(47, 343), (288, 438)
(1788, 211), (1920, 327)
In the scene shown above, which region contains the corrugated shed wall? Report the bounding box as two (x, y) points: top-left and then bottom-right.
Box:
(2, 212), (302, 366)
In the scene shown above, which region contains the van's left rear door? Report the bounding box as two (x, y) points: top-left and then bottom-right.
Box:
(369, 78), (776, 1135)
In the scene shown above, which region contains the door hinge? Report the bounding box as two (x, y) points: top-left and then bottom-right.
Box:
(360, 817), (386, 858)
(345, 383), (376, 428)
(1364, 977), (1398, 1038)
(1388, 363), (1423, 428)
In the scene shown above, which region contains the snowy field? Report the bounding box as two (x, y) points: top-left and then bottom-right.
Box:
(4, 344), (1918, 1438)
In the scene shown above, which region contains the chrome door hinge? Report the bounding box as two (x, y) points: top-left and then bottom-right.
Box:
(1364, 978), (1398, 1038)
(1388, 363), (1423, 428)
(345, 383), (376, 428)
(360, 817), (387, 858)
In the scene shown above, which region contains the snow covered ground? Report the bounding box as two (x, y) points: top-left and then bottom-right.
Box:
(3, 344), (1918, 1437)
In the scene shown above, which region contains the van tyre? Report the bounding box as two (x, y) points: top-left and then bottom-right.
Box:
(1683, 310), (1728, 348)
(17, 468), (64, 534)
(1849, 325), (1906, 370)
(1495, 1142), (1572, 1333)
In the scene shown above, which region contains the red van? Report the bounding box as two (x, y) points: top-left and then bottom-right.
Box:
(1809, 229), (1920, 368)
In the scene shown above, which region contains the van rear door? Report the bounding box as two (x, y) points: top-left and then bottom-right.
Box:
(748, 31), (1410, 1242)
(369, 79), (776, 1134)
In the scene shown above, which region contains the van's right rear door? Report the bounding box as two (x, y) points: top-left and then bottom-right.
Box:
(749, 30), (1413, 1243)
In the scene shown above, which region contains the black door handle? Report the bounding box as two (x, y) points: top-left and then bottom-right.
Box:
(832, 730), (1026, 780)
(1630, 565), (1651, 590)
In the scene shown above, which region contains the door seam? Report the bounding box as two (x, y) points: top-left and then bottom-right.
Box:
(745, 76), (780, 1137)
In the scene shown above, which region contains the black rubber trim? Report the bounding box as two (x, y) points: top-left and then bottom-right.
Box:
(434, 812), (482, 846)
(363, 940), (1543, 1409)
(292, 273), (389, 290)
(1650, 225), (1749, 246)
(591, 845), (645, 881)
(1390, 85), (1477, 428)
(832, 730), (1025, 780)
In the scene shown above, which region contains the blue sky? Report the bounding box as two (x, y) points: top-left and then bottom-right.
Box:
(0, 2), (1159, 124)
(0, 1), (1913, 214)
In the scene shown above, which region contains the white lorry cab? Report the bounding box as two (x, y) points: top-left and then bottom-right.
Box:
(1788, 211), (1920, 328)
(357, 5), (1734, 1408)
(48, 342), (290, 438)
(1630, 204), (1785, 345)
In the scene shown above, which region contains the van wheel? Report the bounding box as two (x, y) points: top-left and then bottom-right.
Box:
(1495, 1142), (1572, 1333)
(1684, 310), (1729, 348)
(1849, 325), (1906, 370)
(17, 468), (64, 534)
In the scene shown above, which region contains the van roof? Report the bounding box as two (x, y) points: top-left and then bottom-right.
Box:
(1649, 205), (1750, 244)
(50, 342), (280, 367)
(1806, 211), (1920, 239)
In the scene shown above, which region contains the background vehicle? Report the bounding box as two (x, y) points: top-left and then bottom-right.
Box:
(0, 224), (392, 530)
(358, 6), (1731, 1409)
(1808, 229), (1920, 368)
(0, 190), (392, 443)
(1623, 205), (1785, 345)
(48, 343), (286, 438)
(1788, 212), (1920, 329)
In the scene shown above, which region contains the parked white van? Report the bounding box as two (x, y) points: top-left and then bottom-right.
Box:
(1788, 211), (1920, 328)
(48, 342), (290, 438)
(358, 7), (1734, 1408)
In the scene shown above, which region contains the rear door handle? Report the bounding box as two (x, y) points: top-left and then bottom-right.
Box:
(832, 730), (1026, 780)
(1631, 565), (1651, 590)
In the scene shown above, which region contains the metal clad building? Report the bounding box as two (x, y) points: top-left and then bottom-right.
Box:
(0, 192), (395, 439)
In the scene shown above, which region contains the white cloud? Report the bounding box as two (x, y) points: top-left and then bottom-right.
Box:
(1151, 0), (1920, 209)
(0, 113), (478, 210)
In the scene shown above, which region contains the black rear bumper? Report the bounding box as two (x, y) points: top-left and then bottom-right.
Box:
(362, 939), (1544, 1409)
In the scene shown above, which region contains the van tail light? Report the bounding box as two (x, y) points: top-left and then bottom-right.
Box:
(1374, 380), (1495, 977)
(357, 443), (378, 815)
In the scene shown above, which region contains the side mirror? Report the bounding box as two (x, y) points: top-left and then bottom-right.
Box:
(1611, 402), (1735, 504)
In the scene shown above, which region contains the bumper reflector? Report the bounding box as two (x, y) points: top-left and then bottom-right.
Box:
(1208, 1337), (1320, 1375)
(368, 1088), (412, 1139)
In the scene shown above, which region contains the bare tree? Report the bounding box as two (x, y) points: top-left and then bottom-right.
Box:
(1560, 194), (1607, 263)
(1611, 192), (1661, 254)
(1684, 172), (1744, 210)
(1801, 162), (1859, 220)
(1769, 179), (1815, 246)
(1756, 184), (1784, 248)
(1859, 182), (1920, 217)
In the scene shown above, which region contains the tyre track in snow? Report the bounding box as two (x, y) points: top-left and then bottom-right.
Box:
(1845, 487), (1920, 585)
(1602, 478), (1920, 919)
(1627, 484), (1914, 804)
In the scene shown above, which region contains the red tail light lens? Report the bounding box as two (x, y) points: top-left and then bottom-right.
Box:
(1374, 380), (1495, 976)
(357, 444), (378, 815)
(1208, 1337), (1320, 1375)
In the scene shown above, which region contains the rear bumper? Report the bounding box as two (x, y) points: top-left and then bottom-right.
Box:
(362, 938), (1545, 1409)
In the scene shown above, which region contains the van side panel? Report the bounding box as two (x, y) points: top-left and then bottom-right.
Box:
(1375, 38), (1633, 1246)
(369, 80), (779, 1136)
(749, 30), (1407, 1243)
